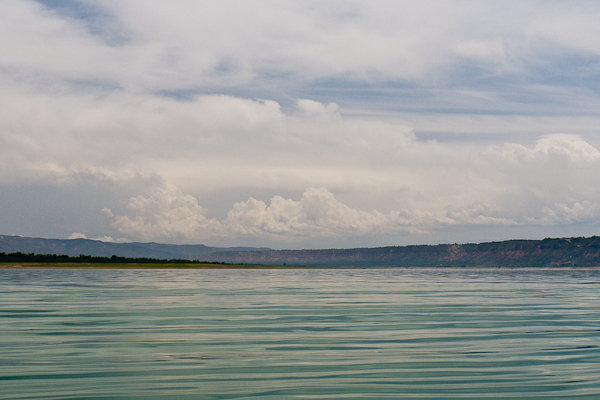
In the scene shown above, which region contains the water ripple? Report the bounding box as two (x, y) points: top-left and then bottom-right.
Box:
(1, 268), (600, 399)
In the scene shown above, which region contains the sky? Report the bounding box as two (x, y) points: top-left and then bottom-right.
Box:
(2, 0), (600, 249)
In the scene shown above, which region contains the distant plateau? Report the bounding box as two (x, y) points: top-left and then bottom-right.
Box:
(2, 234), (600, 268)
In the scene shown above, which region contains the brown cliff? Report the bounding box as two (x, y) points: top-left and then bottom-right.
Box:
(200, 237), (600, 267)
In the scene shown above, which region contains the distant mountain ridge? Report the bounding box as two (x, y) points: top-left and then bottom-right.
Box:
(199, 236), (600, 268)
(0, 235), (268, 260)
(2, 234), (600, 267)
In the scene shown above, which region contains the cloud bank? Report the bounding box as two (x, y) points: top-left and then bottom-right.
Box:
(2, 85), (599, 247)
(106, 186), (521, 243)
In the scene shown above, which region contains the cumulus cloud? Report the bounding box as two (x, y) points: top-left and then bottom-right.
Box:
(105, 186), (523, 245)
(226, 188), (402, 237)
(107, 185), (225, 241)
(491, 134), (600, 163)
(528, 201), (600, 226)
(532, 135), (600, 162)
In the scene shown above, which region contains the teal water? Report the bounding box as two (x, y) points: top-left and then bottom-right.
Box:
(1, 268), (600, 399)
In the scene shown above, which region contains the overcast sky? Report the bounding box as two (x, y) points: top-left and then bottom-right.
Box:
(2, 0), (600, 249)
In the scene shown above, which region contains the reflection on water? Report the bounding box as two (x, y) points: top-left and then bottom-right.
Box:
(1, 268), (600, 399)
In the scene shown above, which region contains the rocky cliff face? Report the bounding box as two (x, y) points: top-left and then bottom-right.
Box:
(199, 237), (600, 267)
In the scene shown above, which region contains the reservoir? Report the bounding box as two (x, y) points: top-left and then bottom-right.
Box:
(2, 268), (600, 399)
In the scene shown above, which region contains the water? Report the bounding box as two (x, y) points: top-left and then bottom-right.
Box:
(1, 268), (600, 399)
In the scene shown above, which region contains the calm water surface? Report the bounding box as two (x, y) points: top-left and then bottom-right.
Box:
(1, 268), (600, 399)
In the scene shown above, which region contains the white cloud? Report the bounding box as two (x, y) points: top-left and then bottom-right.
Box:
(532, 135), (600, 162)
(106, 186), (522, 245)
(4, 1), (600, 95)
(528, 201), (600, 226)
(491, 134), (600, 163)
(69, 232), (131, 243)
(0, 90), (416, 187)
(91, 236), (131, 243)
(226, 187), (401, 237)
(3, 86), (600, 246)
(108, 185), (225, 241)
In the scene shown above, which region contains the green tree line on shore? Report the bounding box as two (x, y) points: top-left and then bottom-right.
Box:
(0, 252), (218, 264)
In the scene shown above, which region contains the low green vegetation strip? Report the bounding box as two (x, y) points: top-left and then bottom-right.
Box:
(0, 263), (288, 269)
(0, 252), (281, 268)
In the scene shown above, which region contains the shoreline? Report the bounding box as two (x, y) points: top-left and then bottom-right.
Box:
(0, 263), (310, 269)
(2, 263), (600, 270)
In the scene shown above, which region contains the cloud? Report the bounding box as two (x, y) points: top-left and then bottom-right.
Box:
(227, 188), (520, 237)
(491, 134), (600, 163)
(0, 0), (127, 88)
(3, 87), (600, 246)
(106, 186), (521, 245)
(226, 187), (402, 237)
(0, 90), (415, 187)
(68, 232), (130, 243)
(4, 0), (600, 104)
(532, 135), (600, 162)
(528, 201), (600, 226)
(108, 185), (225, 241)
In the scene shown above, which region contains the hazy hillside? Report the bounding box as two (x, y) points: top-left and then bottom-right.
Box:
(3, 234), (600, 267)
(0, 235), (267, 260)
